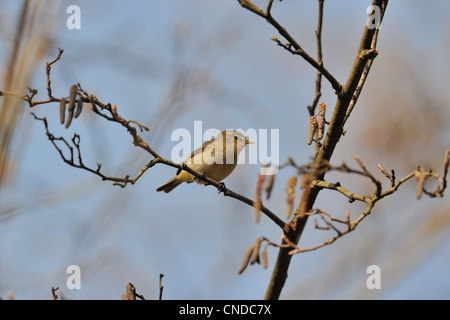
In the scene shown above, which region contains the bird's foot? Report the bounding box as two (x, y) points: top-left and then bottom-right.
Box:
(217, 182), (226, 194)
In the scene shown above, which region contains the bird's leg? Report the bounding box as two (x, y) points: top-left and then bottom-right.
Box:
(217, 182), (226, 194)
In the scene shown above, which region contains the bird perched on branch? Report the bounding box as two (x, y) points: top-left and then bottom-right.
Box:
(156, 130), (252, 193)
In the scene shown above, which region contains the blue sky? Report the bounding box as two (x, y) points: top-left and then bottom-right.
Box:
(1, 0), (450, 300)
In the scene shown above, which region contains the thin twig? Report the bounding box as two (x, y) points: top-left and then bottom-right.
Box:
(308, 0), (325, 116)
(159, 274), (165, 300)
(51, 287), (59, 300)
(46, 48), (64, 100)
(238, 0), (342, 95)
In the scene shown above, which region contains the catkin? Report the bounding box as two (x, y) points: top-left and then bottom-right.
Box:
(317, 102), (326, 140)
(286, 176), (297, 219)
(59, 97), (66, 124)
(237, 247), (253, 275)
(264, 173), (275, 199)
(262, 249), (268, 269)
(68, 84), (77, 112)
(254, 167), (266, 223)
(65, 85), (77, 128)
(74, 96), (83, 118)
(65, 107), (74, 128)
(307, 116), (317, 145)
(299, 174), (310, 189)
(250, 237), (262, 265)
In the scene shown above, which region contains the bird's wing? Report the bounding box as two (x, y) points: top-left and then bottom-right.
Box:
(177, 137), (215, 174)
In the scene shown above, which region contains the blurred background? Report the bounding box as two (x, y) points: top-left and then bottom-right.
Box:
(0, 0), (449, 299)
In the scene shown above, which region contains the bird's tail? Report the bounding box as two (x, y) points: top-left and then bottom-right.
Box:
(156, 177), (182, 193)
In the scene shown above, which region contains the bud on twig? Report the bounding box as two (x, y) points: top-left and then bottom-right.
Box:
(345, 210), (350, 225)
(112, 103), (117, 116)
(378, 162), (390, 178)
(354, 154), (365, 171)
(414, 167), (426, 199)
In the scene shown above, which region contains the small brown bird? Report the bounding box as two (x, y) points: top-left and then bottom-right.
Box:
(156, 130), (252, 193)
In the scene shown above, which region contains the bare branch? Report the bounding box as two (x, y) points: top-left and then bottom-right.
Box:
(159, 274), (165, 300)
(239, 0), (343, 95)
(46, 48), (64, 100)
(308, 0), (325, 116)
(51, 287), (59, 300)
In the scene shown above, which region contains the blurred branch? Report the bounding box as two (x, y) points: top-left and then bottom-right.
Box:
(0, 1), (57, 184)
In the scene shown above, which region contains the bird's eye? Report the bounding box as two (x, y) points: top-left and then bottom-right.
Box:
(234, 136), (238, 141)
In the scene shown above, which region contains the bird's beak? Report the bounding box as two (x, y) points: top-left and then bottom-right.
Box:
(245, 138), (253, 145)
